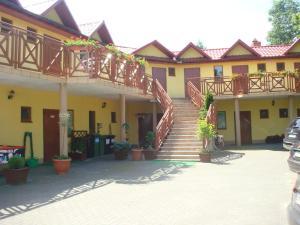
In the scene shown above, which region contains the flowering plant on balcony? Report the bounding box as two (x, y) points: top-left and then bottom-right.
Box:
(65, 38), (99, 49)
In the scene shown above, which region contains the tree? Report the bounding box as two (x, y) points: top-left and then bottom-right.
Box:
(196, 40), (206, 49)
(267, 0), (300, 44)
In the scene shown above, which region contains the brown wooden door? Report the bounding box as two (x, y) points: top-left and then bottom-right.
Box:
(138, 114), (153, 146)
(89, 111), (96, 134)
(184, 68), (200, 97)
(232, 65), (249, 75)
(152, 67), (167, 90)
(240, 111), (252, 145)
(43, 109), (60, 162)
(43, 35), (62, 75)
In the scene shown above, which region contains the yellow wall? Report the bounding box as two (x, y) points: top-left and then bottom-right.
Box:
(43, 9), (63, 25)
(181, 48), (203, 58)
(137, 45), (168, 58)
(290, 42), (300, 53)
(227, 44), (252, 56)
(216, 97), (300, 144)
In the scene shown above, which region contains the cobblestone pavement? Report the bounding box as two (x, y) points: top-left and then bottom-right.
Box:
(0, 145), (295, 225)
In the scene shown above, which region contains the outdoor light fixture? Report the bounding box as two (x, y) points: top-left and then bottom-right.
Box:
(101, 102), (107, 108)
(7, 90), (15, 99)
(272, 99), (275, 106)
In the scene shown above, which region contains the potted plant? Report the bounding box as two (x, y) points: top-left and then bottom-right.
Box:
(143, 131), (157, 160)
(131, 144), (143, 161)
(53, 155), (71, 175)
(69, 137), (87, 161)
(112, 141), (131, 160)
(196, 120), (216, 163)
(65, 38), (99, 51)
(3, 156), (29, 185)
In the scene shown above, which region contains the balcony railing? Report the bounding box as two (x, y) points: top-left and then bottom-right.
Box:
(0, 22), (153, 95)
(194, 73), (300, 96)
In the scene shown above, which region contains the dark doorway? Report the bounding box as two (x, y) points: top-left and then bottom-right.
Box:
(138, 114), (153, 146)
(184, 68), (200, 97)
(43, 109), (60, 162)
(240, 111), (252, 145)
(152, 67), (167, 90)
(89, 111), (96, 134)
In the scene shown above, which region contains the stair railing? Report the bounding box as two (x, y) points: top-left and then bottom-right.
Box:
(153, 79), (174, 150)
(187, 81), (203, 108)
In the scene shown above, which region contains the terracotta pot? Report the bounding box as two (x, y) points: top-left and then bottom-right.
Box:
(143, 149), (157, 160)
(114, 151), (128, 160)
(131, 148), (143, 161)
(53, 159), (71, 175)
(199, 153), (211, 163)
(68, 152), (86, 161)
(4, 167), (29, 185)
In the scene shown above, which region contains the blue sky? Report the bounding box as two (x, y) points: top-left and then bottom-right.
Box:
(20, 0), (274, 50)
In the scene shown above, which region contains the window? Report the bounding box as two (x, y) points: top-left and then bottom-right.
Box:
(21, 106), (32, 123)
(279, 108), (288, 118)
(276, 63), (285, 72)
(214, 66), (223, 78)
(1, 17), (12, 33)
(257, 63), (266, 72)
(297, 109), (300, 117)
(27, 27), (37, 42)
(217, 111), (226, 129)
(260, 109), (269, 119)
(111, 112), (117, 123)
(168, 67), (175, 76)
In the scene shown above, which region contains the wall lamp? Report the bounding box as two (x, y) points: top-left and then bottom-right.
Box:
(7, 90), (15, 100)
(101, 102), (107, 108)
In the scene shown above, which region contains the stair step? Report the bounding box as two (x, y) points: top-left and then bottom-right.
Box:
(164, 139), (201, 144)
(156, 155), (200, 160)
(161, 147), (200, 151)
(163, 142), (201, 146)
(158, 151), (199, 155)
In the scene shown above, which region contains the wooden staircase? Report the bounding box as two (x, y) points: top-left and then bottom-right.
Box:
(156, 99), (201, 161)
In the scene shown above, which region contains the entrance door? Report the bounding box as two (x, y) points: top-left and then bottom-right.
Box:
(152, 67), (167, 91)
(89, 111), (96, 134)
(43, 35), (62, 75)
(138, 114), (153, 146)
(184, 68), (200, 97)
(240, 111), (252, 145)
(232, 65), (249, 75)
(43, 109), (60, 162)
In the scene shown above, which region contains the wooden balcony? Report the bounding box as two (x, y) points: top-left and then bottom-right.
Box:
(191, 73), (300, 98)
(0, 22), (153, 95)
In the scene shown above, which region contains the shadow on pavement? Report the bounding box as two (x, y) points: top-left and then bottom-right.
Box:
(211, 150), (245, 165)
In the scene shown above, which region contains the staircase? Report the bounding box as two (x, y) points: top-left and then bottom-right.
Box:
(156, 99), (201, 161)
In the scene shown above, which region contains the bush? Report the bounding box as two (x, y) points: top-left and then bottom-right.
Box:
(204, 92), (214, 110)
(145, 131), (155, 148)
(199, 107), (208, 120)
(112, 141), (132, 151)
(8, 156), (26, 169)
(197, 119), (216, 139)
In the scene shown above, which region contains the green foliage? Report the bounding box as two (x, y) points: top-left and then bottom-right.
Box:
(199, 107), (208, 120)
(196, 119), (216, 140)
(112, 141), (132, 151)
(267, 0), (300, 44)
(8, 156), (26, 169)
(145, 131), (155, 148)
(65, 39), (98, 47)
(53, 155), (69, 160)
(204, 92), (214, 111)
(122, 122), (130, 134)
(196, 40), (206, 49)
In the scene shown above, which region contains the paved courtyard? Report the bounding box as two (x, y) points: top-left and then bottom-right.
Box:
(0, 145), (295, 225)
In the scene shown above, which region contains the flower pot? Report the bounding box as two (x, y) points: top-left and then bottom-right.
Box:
(143, 149), (157, 160)
(114, 151), (128, 160)
(53, 159), (71, 175)
(68, 152), (86, 161)
(4, 167), (29, 185)
(199, 153), (211, 163)
(131, 148), (143, 161)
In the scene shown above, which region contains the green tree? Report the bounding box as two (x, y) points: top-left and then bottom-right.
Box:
(267, 0), (300, 44)
(196, 40), (206, 49)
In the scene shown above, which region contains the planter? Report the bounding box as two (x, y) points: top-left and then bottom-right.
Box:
(53, 159), (71, 175)
(68, 152), (87, 161)
(199, 153), (211, 163)
(114, 151), (128, 160)
(131, 148), (143, 161)
(4, 167), (29, 185)
(143, 149), (157, 160)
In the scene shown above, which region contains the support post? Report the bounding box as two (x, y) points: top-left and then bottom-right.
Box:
(120, 94), (126, 141)
(59, 83), (68, 156)
(289, 96), (294, 122)
(235, 98), (241, 147)
(152, 101), (157, 132)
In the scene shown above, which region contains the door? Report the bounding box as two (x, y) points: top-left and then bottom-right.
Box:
(184, 68), (200, 97)
(138, 114), (153, 146)
(232, 65), (249, 75)
(240, 111), (252, 145)
(43, 109), (60, 162)
(89, 111), (96, 134)
(43, 35), (62, 75)
(152, 67), (167, 90)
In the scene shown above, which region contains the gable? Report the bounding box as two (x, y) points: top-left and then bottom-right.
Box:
(43, 8), (63, 25)
(180, 47), (204, 58)
(227, 44), (252, 56)
(289, 42), (300, 53)
(90, 32), (102, 42)
(136, 45), (169, 58)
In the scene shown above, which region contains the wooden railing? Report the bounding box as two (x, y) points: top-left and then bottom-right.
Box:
(206, 103), (217, 125)
(0, 22), (153, 95)
(187, 81), (203, 107)
(154, 79), (174, 150)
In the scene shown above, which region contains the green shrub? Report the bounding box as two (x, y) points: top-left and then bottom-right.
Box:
(199, 107), (208, 120)
(197, 119), (216, 140)
(112, 141), (132, 151)
(145, 131), (155, 148)
(8, 156), (26, 169)
(53, 155), (69, 160)
(204, 92), (214, 110)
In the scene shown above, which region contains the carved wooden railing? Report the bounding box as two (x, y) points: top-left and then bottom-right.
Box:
(187, 81), (203, 108)
(154, 79), (174, 150)
(206, 103), (217, 125)
(0, 22), (153, 95)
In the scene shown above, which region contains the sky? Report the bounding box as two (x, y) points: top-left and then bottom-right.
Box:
(20, 0), (274, 50)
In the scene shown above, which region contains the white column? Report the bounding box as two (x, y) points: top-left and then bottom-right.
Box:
(120, 94), (126, 141)
(235, 98), (241, 147)
(59, 83), (68, 156)
(289, 96), (294, 122)
(152, 101), (157, 132)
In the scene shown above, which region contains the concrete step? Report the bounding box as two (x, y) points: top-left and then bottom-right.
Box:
(170, 131), (196, 135)
(163, 142), (202, 147)
(158, 150), (199, 155)
(161, 146), (200, 151)
(164, 139), (201, 144)
(156, 154), (200, 160)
